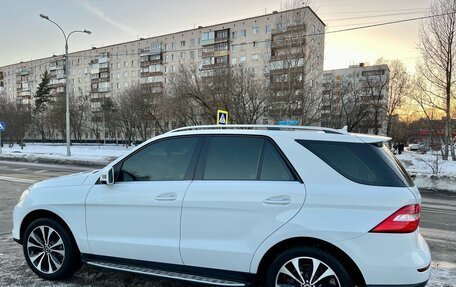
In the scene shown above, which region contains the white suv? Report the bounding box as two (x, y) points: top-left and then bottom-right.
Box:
(13, 125), (431, 287)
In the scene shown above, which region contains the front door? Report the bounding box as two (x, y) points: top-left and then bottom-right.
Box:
(86, 136), (202, 264)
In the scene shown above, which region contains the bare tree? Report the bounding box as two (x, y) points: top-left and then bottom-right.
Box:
(170, 63), (269, 125)
(385, 60), (410, 137)
(0, 95), (31, 147)
(323, 73), (371, 132)
(363, 67), (390, 135)
(416, 0), (456, 160)
(70, 89), (91, 141)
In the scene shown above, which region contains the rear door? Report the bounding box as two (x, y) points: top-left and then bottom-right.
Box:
(180, 135), (306, 272)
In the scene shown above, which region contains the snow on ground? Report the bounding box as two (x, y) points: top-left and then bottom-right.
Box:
(0, 143), (133, 166)
(396, 150), (456, 192)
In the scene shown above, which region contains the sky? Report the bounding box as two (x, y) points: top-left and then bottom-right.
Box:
(0, 0), (433, 71)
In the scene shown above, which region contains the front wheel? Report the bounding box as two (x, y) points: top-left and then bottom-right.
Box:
(265, 246), (353, 287)
(23, 218), (79, 280)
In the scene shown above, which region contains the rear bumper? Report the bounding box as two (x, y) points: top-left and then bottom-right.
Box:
(336, 230), (431, 286)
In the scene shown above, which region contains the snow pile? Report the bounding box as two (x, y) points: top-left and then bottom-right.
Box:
(396, 151), (456, 192)
(0, 143), (132, 166)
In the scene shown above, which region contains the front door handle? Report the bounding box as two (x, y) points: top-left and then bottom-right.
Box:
(263, 196), (291, 205)
(155, 192), (177, 201)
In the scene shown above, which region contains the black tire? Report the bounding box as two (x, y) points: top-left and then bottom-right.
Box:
(265, 246), (353, 287)
(23, 218), (80, 280)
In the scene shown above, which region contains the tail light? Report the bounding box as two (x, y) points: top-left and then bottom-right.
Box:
(370, 204), (421, 233)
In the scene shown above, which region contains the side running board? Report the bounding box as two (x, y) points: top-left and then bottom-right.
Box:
(86, 261), (246, 286)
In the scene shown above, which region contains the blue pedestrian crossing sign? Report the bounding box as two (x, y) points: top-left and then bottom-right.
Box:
(217, 110), (228, 125)
(0, 121), (5, 131)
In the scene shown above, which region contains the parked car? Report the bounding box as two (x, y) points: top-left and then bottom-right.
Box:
(13, 125), (431, 287)
(408, 143), (420, 151)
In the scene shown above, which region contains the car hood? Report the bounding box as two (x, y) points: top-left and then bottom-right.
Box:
(30, 170), (96, 189)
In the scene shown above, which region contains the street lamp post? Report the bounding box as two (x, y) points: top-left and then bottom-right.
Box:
(40, 14), (91, 156)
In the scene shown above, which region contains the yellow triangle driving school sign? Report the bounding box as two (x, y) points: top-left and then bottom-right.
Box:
(217, 110), (228, 125)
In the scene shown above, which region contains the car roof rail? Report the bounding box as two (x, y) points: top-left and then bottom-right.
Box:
(168, 125), (348, 135)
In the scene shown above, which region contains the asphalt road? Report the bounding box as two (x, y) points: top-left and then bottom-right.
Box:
(0, 160), (454, 286)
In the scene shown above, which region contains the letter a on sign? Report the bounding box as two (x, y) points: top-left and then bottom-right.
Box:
(217, 110), (228, 125)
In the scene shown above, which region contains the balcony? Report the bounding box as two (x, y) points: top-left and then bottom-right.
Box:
(201, 62), (229, 70)
(99, 67), (110, 73)
(17, 67), (32, 75)
(91, 87), (111, 93)
(140, 71), (163, 78)
(269, 81), (304, 90)
(20, 91), (32, 97)
(215, 36), (229, 43)
(140, 59), (162, 67)
(140, 82), (163, 89)
(202, 51), (214, 58)
(214, 50), (229, 57)
(272, 24), (306, 35)
(271, 39), (304, 49)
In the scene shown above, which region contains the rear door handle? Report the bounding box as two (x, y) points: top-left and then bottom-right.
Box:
(155, 192), (177, 201)
(263, 196), (291, 205)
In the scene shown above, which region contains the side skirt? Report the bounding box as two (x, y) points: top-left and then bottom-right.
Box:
(81, 254), (255, 286)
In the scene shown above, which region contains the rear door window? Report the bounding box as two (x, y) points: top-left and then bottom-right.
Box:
(201, 136), (296, 181)
(203, 137), (263, 180)
(297, 140), (413, 187)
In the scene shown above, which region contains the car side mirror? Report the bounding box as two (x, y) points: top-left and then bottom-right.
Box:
(100, 167), (115, 185)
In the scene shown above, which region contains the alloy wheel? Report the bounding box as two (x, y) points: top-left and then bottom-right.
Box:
(26, 225), (66, 274)
(275, 256), (341, 287)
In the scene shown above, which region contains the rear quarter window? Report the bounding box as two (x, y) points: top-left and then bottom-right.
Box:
(296, 140), (413, 187)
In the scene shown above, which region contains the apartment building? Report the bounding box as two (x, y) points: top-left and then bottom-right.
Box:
(321, 63), (390, 135)
(0, 6), (325, 140)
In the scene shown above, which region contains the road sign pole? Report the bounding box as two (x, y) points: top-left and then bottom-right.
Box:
(0, 131), (2, 155)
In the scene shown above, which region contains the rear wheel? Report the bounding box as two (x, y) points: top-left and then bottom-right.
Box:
(23, 218), (79, 280)
(265, 246), (353, 287)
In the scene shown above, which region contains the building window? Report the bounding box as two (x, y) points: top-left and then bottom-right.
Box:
(253, 41), (259, 48)
(180, 40), (186, 47)
(241, 43), (247, 51)
(215, 56), (228, 64)
(265, 25), (271, 33)
(231, 57), (237, 65)
(252, 27), (259, 35)
(231, 44), (237, 52)
(190, 51), (195, 59)
(201, 31), (215, 41)
(124, 61), (128, 67)
(216, 29), (228, 39)
(232, 31), (237, 39)
(241, 29), (247, 37)
(171, 54), (175, 61)
(190, 39), (195, 46)
(171, 42), (176, 50)
(240, 56), (247, 63)
(252, 54), (259, 61)
(215, 42), (228, 51)
(181, 52), (185, 58)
